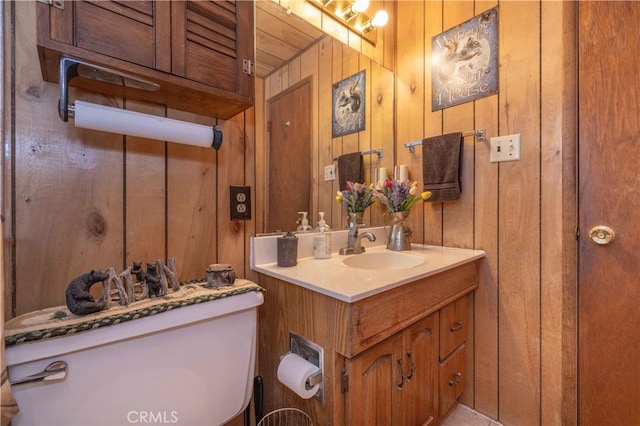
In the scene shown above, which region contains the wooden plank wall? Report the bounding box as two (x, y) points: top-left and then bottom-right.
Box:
(2, 1), (257, 318)
(394, 1), (577, 425)
(261, 1), (577, 425)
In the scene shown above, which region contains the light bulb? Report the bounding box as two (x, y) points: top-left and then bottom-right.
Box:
(352, 0), (369, 13)
(371, 10), (388, 28)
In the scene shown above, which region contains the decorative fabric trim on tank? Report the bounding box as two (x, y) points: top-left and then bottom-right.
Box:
(4, 279), (265, 347)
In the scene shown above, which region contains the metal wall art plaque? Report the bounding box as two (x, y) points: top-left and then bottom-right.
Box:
(431, 7), (499, 111)
(332, 70), (365, 137)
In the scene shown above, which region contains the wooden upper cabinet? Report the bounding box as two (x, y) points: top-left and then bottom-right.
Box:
(36, 0), (254, 119)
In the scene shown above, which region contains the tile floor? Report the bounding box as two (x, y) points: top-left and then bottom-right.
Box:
(440, 404), (503, 426)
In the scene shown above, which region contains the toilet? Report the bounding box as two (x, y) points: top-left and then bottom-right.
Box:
(5, 282), (264, 426)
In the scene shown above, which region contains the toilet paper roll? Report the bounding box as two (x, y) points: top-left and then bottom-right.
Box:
(375, 167), (388, 183)
(394, 165), (409, 181)
(74, 100), (215, 148)
(277, 353), (320, 399)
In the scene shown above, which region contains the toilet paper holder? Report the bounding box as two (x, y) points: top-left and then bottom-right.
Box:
(288, 332), (324, 402)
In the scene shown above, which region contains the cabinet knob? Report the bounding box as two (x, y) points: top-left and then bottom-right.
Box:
(450, 321), (463, 332)
(448, 372), (462, 386)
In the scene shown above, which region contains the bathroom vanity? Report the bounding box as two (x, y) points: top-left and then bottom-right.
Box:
(252, 230), (484, 425)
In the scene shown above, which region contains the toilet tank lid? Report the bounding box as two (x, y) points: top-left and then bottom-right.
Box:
(4, 279), (265, 348)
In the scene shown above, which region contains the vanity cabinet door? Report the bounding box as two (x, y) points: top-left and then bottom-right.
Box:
(39, 1), (171, 71)
(171, 1), (254, 97)
(400, 314), (439, 426)
(345, 333), (403, 425)
(345, 314), (439, 426)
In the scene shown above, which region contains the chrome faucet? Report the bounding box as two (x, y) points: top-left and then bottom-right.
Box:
(339, 225), (376, 255)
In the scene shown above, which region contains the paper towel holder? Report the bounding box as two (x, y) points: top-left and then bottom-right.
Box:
(57, 56), (224, 151)
(57, 56), (159, 123)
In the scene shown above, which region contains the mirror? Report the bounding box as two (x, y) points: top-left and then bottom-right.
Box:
(255, 1), (395, 235)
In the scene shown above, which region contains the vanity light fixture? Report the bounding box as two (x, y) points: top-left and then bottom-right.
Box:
(307, 0), (388, 44)
(358, 9), (389, 33)
(340, 0), (369, 21)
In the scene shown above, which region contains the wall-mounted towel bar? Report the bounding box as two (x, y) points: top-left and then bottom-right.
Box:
(404, 129), (487, 153)
(333, 148), (383, 161)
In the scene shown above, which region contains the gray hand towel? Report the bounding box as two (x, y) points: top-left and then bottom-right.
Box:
(422, 132), (463, 202)
(337, 152), (364, 190)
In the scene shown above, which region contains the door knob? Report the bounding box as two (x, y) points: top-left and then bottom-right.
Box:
(589, 226), (615, 245)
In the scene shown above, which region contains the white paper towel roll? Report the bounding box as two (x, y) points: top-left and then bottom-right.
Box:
(74, 100), (214, 148)
(277, 353), (320, 399)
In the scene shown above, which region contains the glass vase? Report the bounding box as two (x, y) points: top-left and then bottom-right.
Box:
(386, 210), (412, 251)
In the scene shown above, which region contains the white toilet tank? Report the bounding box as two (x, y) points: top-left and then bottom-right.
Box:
(5, 280), (264, 426)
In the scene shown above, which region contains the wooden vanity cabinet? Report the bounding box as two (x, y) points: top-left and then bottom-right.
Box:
(257, 260), (479, 426)
(36, 0), (254, 119)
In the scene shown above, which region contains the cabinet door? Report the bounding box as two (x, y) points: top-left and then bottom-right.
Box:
(345, 333), (403, 426)
(51, 1), (171, 71)
(401, 314), (439, 426)
(171, 0), (254, 96)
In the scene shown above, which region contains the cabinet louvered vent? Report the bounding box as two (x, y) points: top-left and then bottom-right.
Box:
(187, 1), (238, 59)
(184, 1), (239, 91)
(93, 1), (154, 26)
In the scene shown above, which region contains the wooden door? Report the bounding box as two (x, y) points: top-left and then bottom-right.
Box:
(578, 2), (640, 424)
(267, 81), (311, 233)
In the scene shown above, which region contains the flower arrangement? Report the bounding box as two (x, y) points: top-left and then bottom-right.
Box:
(336, 181), (376, 213)
(373, 178), (432, 212)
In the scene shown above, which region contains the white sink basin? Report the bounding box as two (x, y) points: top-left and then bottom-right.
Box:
(342, 251), (425, 270)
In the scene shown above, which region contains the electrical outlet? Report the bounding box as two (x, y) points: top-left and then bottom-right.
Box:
(490, 134), (521, 162)
(230, 186), (251, 220)
(324, 165), (336, 181)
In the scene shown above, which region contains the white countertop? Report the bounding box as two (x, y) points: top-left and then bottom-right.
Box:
(250, 228), (485, 303)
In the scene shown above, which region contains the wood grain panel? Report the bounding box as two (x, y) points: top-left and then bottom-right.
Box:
(243, 105), (257, 281)
(124, 100), (166, 266)
(540, 2), (576, 425)
(369, 63), (394, 227)
(217, 112), (248, 276)
(423, 0), (444, 246)
(469, 1), (500, 418)
(166, 111), (217, 282)
(498, 2), (542, 424)
(395, 0), (426, 243)
(15, 2), (126, 315)
(317, 37), (336, 227)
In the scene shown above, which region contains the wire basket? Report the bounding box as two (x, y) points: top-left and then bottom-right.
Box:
(257, 408), (313, 426)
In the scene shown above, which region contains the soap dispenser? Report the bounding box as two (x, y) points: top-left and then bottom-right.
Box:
(296, 212), (312, 232)
(313, 212), (332, 259)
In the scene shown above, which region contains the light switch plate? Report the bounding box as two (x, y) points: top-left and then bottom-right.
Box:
(490, 134), (521, 162)
(324, 165), (336, 181)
